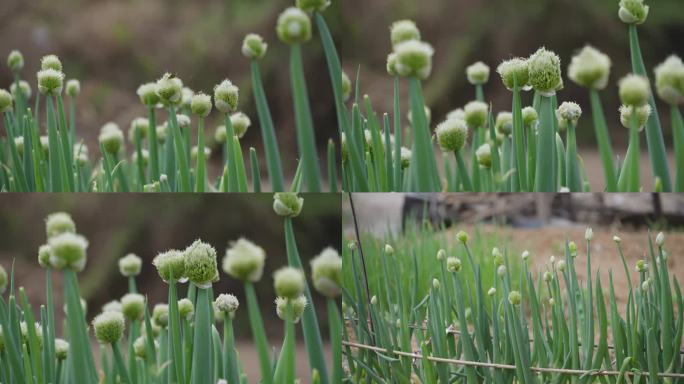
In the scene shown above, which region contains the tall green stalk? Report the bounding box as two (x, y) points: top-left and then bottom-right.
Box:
(244, 282), (272, 384)
(407, 77), (439, 191)
(511, 84), (527, 191)
(671, 106), (684, 191)
(535, 95), (555, 191)
(190, 287), (212, 384)
(195, 117), (206, 192)
(589, 90), (617, 191)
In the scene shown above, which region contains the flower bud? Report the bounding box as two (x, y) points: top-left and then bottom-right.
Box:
(654, 55), (684, 106)
(497, 265), (507, 278)
(178, 298), (194, 318)
(618, 0), (649, 24)
(148, 304), (169, 328)
(619, 104), (651, 131)
(447, 108), (465, 121)
(642, 278), (652, 291)
(341, 71), (352, 102)
(37, 68), (65, 95)
(497, 58), (529, 90)
(456, 230), (469, 244)
(476, 143), (492, 168)
(65, 79), (81, 98)
(310, 247), (342, 298)
(275, 295), (307, 323)
(556, 102), (582, 130)
(230, 112), (251, 138)
(543, 270), (553, 282)
(137, 83), (160, 106)
(466, 61), (490, 85)
(446, 257), (462, 272)
(548, 298), (555, 306)
(215, 294), (239, 318)
(49, 232), (88, 271)
(390, 20), (421, 48)
(129, 117), (149, 143)
(556, 260), (567, 272)
(522, 106), (538, 127)
(296, 0), (331, 13)
(99, 122), (124, 155)
(568, 45), (612, 90)
(93, 311), (125, 344)
(7, 50), (24, 72)
(384, 244), (394, 255)
(398, 147), (411, 169)
(55, 339), (69, 360)
(0, 89), (12, 114)
(191, 92), (212, 118)
(156, 73), (183, 106)
(495, 112), (513, 136)
(273, 192), (304, 217)
(133, 336), (153, 359)
(181, 87), (193, 110)
(41, 54), (62, 71)
(242, 33), (268, 59)
(613, 235), (622, 243)
(118, 253), (142, 277)
(46, 212), (77, 239)
(121, 293), (145, 321)
(436, 249), (446, 261)
(10, 80), (31, 100)
(528, 47), (564, 95)
(635, 259), (647, 272)
(214, 79), (239, 114)
(585, 227), (594, 241)
(36, 244), (51, 268)
(487, 287), (496, 296)
(508, 291), (522, 306)
(432, 278), (440, 290)
(102, 300), (122, 313)
(370, 295), (378, 305)
(618, 74), (650, 106)
(223, 238), (266, 282)
(435, 118), (468, 152)
(274, 266), (305, 299)
(521, 250), (530, 261)
(394, 40), (434, 80)
(568, 241), (578, 257)
(153, 249), (187, 283)
(386, 53), (399, 76)
(276, 7), (312, 44)
(463, 101), (488, 129)
(184, 240), (219, 288)
(656, 232), (665, 247)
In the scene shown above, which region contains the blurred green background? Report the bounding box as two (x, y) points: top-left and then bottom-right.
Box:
(0, 193), (341, 342)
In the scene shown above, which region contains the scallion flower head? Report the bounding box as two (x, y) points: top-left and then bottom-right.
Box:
(446, 257), (462, 272)
(435, 117), (468, 152)
(488, 287), (496, 296)
(390, 20), (421, 48)
(223, 238), (266, 282)
(121, 293), (145, 321)
(184, 240), (219, 288)
(619, 104), (651, 131)
(66, 79), (81, 98)
(46, 212), (76, 238)
(129, 117), (149, 143)
(456, 230), (469, 244)
(37, 68), (65, 95)
(191, 92), (212, 118)
(476, 143), (492, 168)
(214, 294), (239, 318)
(10, 80), (31, 100)
(341, 71), (352, 102)
(555, 101), (582, 130)
(0, 88), (15, 113)
(214, 79), (239, 114)
(399, 147), (411, 169)
(153, 249), (187, 283)
(276, 295), (307, 323)
(497, 58), (529, 90)
(242, 33), (268, 59)
(528, 48), (563, 95)
(618, 73), (650, 106)
(118, 253), (142, 277)
(654, 55), (684, 106)
(152, 304), (169, 327)
(273, 192), (304, 217)
(635, 259), (648, 272)
(98, 122), (124, 155)
(386, 53), (399, 76)
(568, 45), (612, 90)
(38, 244), (51, 268)
(55, 339), (69, 360)
(522, 106), (538, 127)
(93, 311), (125, 344)
(466, 61), (490, 85)
(273, 266), (305, 299)
(48, 232), (88, 271)
(310, 247), (342, 298)
(463, 101), (488, 129)
(296, 0), (331, 13)
(178, 298), (194, 318)
(394, 40), (434, 80)
(276, 7), (312, 44)
(495, 112), (513, 136)
(156, 73), (183, 106)
(230, 112), (251, 138)
(41, 55), (62, 71)
(137, 83), (160, 106)
(508, 291), (522, 306)
(656, 231), (665, 247)
(7, 50), (24, 72)
(618, 0), (649, 24)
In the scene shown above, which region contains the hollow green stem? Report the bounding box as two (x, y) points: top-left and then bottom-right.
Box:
(195, 117), (206, 192)
(565, 123), (581, 192)
(146, 107), (160, 182)
(589, 89), (617, 191)
(511, 84), (527, 191)
(671, 106), (684, 192)
(190, 287), (212, 384)
(535, 95), (555, 191)
(244, 282), (272, 384)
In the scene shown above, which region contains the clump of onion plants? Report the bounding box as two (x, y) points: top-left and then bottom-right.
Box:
(340, 0), (680, 192)
(0, 203), (341, 383)
(1, 0), (343, 193)
(342, 226), (684, 382)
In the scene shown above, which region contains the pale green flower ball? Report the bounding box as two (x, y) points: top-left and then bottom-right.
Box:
(190, 146), (211, 162)
(46, 212), (76, 238)
(508, 291), (522, 306)
(386, 53), (399, 77)
(310, 247), (342, 298)
(178, 298), (194, 318)
(619, 104), (651, 131)
(276, 7), (312, 44)
(0, 89), (13, 113)
(99, 122), (124, 155)
(567, 45), (611, 90)
(55, 339), (69, 360)
(184, 240), (219, 288)
(242, 33), (268, 60)
(495, 112), (513, 136)
(456, 230), (469, 244)
(129, 117), (149, 143)
(37, 68), (65, 95)
(223, 238), (266, 282)
(555, 101), (582, 131)
(65, 79), (81, 98)
(118, 253), (142, 277)
(497, 58), (529, 90)
(230, 112), (251, 138)
(102, 300), (122, 313)
(466, 61), (490, 86)
(133, 336), (148, 359)
(397, 147), (411, 169)
(121, 293), (145, 321)
(41, 54), (62, 71)
(273, 192), (304, 217)
(191, 92), (212, 118)
(390, 20), (421, 48)
(435, 118), (468, 152)
(137, 83), (160, 106)
(618, 73), (650, 106)
(93, 311), (125, 344)
(156, 73), (183, 106)
(181, 87), (194, 110)
(214, 293), (239, 318)
(654, 55), (684, 106)
(275, 295), (307, 323)
(618, 0), (649, 24)
(214, 79), (239, 114)
(463, 101), (488, 129)
(7, 50), (24, 72)
(522, 106), (538, 126)
(273, 266), (305, 299)
(296, 0), (331, 13)
(152, 304), (169, 327)
(341, 71), (352, 102)
(527, 48), (563, 95)
(48, 232), (88, 271)
(10, 80), (31, 100)
(38, 244), (51, 268)
(153, 249), (187, 282)
(446, 257), (462, 272)
(476, 143), (492, 168)
(394, 40), (434, 80)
